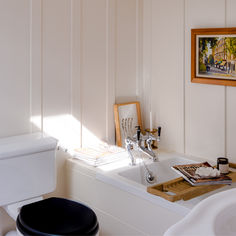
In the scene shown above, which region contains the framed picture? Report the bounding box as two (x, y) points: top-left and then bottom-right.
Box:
(114, 101), (143, 147)
(191, 27), (236, 86)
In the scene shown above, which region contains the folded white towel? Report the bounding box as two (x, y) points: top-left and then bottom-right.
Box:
(195, 167), (220, 178)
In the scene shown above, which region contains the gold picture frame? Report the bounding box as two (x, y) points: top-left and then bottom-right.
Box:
(191, 27), (236, 86)
(114, 101), (143, 147)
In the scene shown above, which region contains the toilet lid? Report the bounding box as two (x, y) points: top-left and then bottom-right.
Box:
(16, 197), (98, 236)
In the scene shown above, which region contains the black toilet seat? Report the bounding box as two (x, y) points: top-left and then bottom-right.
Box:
(16, 197), (99, 236)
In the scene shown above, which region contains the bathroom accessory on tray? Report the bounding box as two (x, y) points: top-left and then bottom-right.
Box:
(217, 157), (229, 174)
(171, 162), (232, 186)
(147, 162), (236, 202)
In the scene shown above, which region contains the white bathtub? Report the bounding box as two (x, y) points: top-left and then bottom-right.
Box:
(67, 151), (236, 235)
(96, 151), (236, 216)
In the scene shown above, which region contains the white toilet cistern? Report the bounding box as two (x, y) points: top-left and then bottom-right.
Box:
(0, 132), (99, 236)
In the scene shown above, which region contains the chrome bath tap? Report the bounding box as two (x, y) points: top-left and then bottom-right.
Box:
(125, 126), (161, 166)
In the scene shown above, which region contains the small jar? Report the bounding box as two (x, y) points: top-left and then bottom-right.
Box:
(217, 157), (229, 174)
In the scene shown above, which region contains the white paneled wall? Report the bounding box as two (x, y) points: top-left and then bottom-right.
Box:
(31, 0), (42, 132)
(115, 0), (138, 103)
(81, 0), (107, 146)
(0, 0), (139, 146)
(43, 0), (71, 117)
(0, 0), (139, 233)
(143, 0), (185, 153)
(185, 0), (226, 159)
(143, 0), (236, 161)
(0, 0), (31, 137)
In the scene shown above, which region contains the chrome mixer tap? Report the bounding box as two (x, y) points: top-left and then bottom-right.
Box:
(125, 126), (161, 166)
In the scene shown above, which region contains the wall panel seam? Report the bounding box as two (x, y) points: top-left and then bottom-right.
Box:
(29, 0), (33, 133)
(41, 0), (44, 133)
(72, 0), (82, 147)
(114, 0), (117, 103)
(135, 0), (139, 99)
(141, 0), (152, 130)
(149, 0), (152, 116)
(183, 0), (186, 153)
(106, 0), (116, 143)
(79, 0), (83, 147)
(224, 0), (228, 157)
(70, 0), (73, 116)
(105, 0), (109, 142)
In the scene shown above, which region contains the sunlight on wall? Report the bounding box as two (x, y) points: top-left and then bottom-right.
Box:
(30, 114), (131, 171)
(30, 114), (102, 150)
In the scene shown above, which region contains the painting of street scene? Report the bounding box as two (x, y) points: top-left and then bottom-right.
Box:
(197, 35), (236, 80)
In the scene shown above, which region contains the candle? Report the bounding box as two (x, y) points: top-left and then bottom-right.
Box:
(150, 111), (153, 131)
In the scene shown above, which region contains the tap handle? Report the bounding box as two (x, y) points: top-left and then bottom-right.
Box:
(157, 126), (161, 137)
(135, 126), (141, 141)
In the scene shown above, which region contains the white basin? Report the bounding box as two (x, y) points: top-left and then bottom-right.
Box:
(164, 188), (236, 236)
(118, 157), (195, 186)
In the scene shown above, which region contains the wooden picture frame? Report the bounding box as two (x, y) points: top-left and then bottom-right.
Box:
(191, 27), (236, 86)
(114, 101), (143, 147)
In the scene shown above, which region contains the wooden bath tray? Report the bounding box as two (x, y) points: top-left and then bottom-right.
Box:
(147, 163), (236, 202)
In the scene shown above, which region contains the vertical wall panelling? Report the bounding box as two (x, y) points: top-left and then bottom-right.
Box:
(145, 0), (185, 152)
(81, 0), (107, 146)
(106, 0), (116, 144)
(226, 0), (236, 162)
(142, 0), (152, 129)
(30, 0), (42, 132)
(225, 0), (228, 159)
(177, 0), (185, 153)
(115, 0), (138, 103)
(41, 0), (44, 133)
(42, 0), (72, 148)
(183, 0), (186, 153)
(29, 0), (32, 132)
(136, 0), (144, 125)
(185, 0), (225, 159)
(42, 0), (71, 116)
(0, 1), (143, 232)
(143, 0), (236, 159)
(135, 0), (143, 99)
(71, 0), (82, 147)
(0, 0), (32, 233)
(41, 0), (73, 198)
(0, 0), (31, 137)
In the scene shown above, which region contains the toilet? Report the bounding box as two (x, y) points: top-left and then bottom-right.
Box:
(0, 132), (99, 236)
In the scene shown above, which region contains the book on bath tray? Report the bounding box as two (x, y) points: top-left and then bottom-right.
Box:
(171, 162), (232, 186)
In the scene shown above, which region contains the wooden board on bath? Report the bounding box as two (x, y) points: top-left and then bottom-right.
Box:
(147, 163), (236, 202)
